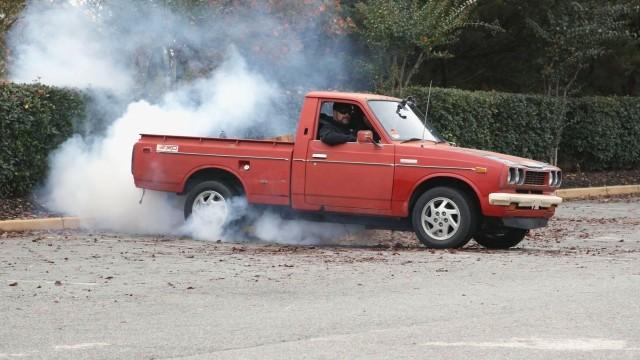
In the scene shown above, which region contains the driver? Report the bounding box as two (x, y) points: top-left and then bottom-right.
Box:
(318, 102), (357, 145)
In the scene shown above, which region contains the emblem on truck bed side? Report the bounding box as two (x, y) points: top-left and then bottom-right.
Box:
(399, 158), (418, 164)
(156, 144), (179, 153)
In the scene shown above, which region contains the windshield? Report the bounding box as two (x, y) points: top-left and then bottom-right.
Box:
(368, 100), (444, 142)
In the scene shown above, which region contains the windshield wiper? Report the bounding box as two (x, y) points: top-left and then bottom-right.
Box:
(401, 138), (423, 143)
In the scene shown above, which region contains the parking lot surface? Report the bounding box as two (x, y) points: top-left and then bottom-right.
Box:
(1, 197), (639, 359)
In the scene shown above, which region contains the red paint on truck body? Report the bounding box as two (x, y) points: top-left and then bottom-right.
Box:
(132, 91), (560, 222)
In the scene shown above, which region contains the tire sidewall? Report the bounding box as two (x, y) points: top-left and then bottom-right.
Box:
(474, 228), (527, 249)
(184, 180), (234, 220)
(412, 186), (475, 248)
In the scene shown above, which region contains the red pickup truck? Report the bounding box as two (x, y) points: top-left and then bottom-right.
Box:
(132, 91), (562, 249)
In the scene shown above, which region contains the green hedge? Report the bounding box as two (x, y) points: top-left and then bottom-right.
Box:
(1, 83), (637, 198)
(563, 96), (640, 170)
(0, 83), (84, 198)
(407, 87), (640, 171)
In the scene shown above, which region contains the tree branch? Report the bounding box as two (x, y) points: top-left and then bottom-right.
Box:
(403, 50), (426, 89)
(563, 66), (583, 98)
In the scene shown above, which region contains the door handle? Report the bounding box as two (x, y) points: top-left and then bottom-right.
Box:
(312, 153), (327, 159)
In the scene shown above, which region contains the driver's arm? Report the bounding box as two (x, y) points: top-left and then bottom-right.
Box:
(319, 124), (356, 145)
(320, 126), (356, 145)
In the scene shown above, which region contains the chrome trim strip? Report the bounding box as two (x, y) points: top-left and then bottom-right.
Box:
(298, 159), (476, 170)
(161, 151), (289, 161)
(396, 164), (476, 171)
(310, 159), (393, 167)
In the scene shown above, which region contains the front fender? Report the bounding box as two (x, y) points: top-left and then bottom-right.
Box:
(402, 171), (485, 216)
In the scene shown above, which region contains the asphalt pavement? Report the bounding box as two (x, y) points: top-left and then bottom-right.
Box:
(1, 197), (639, 359)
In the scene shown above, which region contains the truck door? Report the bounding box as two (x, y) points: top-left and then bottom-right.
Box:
(304, 101), (394, 211)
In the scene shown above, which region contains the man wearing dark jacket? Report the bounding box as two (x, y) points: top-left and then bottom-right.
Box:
(318, 102), (357, 145)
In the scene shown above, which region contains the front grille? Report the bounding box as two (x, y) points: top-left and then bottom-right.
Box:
(516, 190), (543, 194)
(524, 171), (546, 185)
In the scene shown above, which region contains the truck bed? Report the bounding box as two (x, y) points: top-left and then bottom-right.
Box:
(132, 134), (294, 205)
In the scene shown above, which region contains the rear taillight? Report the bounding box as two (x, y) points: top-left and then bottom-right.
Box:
(131, 144), (136, 175)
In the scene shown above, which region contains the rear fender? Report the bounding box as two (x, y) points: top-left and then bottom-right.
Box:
(181, 165), (247, 195)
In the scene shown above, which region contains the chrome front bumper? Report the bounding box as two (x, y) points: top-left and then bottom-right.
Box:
(489, 193), (563, 209)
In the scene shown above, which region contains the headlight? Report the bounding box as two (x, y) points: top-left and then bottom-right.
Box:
(548, 171), (562, 187)
(508, 167), (517, 184)
(517, 168), (525, 185)
(507, 167), (525, 185)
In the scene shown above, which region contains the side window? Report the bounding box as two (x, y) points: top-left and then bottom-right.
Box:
(320, 102), (333, 118)
(316, 101), (380, 141)
(316, 101), (334, 140)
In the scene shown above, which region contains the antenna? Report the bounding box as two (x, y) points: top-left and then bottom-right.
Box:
(421, 80), (433, 141)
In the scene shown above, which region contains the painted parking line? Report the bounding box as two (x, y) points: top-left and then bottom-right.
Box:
(421, 338), (638, 351)
(0, 343), (110, 358)
(53, 342), (110, 350)
(0, 353), (32, 358)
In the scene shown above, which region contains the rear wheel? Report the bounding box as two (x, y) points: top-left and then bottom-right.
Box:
(474, 227), (528, 249)
(184, 180), (234, 222)
(411, 186), (477, 249)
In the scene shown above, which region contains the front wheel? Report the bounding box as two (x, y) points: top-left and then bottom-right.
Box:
(411, 186), (477, 249)
(474, 228), (528, 249)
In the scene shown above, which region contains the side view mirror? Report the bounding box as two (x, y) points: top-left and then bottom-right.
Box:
(357, 130), (373, 143)
(357, 130), (383, 148)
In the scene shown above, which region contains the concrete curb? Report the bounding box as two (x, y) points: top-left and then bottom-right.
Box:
(0, 217), (88, 232)
(556, 184), (640, 200)
(1, 185), (638, 232)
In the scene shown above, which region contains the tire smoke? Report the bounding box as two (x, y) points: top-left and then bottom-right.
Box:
(9, 0), (361, 244)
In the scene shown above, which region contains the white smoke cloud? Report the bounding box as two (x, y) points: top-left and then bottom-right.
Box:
(9, 2), (132, 93)
(252, 212), (361, 245)
(11, 0), (360, 244)
(43, 50), (284, 234)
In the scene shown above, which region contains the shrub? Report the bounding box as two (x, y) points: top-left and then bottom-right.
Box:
(0, 83), (84, 198)
(406, 86), (640, 171)
(562, 96), (640, 170)
(1, 83), (637, 199)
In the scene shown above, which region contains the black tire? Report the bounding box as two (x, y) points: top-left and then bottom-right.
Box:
(184, 180), (234, 220)
(411, 186), (477, 249)
(474, 228), (528, 249)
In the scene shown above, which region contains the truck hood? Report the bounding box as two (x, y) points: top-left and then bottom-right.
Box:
(449, 146), (556, 169)
(401, 142), (559, 170)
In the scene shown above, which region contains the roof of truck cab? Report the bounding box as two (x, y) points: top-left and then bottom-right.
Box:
(305, 91), (400, 102)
